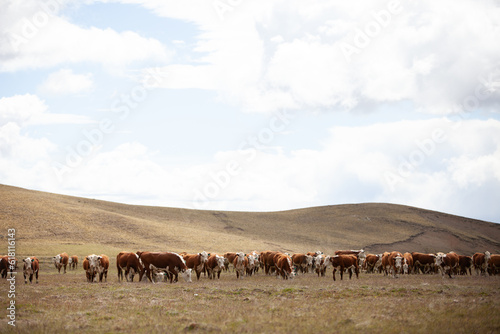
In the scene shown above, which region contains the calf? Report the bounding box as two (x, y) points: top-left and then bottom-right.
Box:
(183, 251), (209, 280)
(335, 249), (366, 269)
(314, 254), (326, 277)
(83, 257), (92, 282)
(69, 255), (78, 270)
(325, 254), (359, 281)
(53, 252), (69, 274)
(117, 251), (143, 282)
(138, 251), (192, 284)
(435, 252), (459, 278)
(246, 254), (256, 276)
(23, 257), (39, 284)
(206, 254), (225, 279)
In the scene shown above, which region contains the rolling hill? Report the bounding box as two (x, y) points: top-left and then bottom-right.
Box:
(1, 184), (499, 257)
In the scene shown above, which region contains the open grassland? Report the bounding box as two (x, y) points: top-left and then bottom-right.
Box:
(3, 264), (500, 334)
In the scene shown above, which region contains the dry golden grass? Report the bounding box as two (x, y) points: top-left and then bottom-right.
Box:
(3, 263), (500, 333)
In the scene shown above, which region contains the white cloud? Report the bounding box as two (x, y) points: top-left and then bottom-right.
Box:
(0, 94), (92, 126)
(0, 0), (171, 72)
(39, 69), (93, 95)
(135, 0), (500, 114)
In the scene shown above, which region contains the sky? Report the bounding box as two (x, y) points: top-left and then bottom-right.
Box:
(1, 0), (500, 223)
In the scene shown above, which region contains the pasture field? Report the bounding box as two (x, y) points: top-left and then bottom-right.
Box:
(2, 262), (500, 334)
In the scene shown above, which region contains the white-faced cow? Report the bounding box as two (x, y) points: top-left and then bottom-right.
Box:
(402, 252), (414, 275)
(53, 252), (69, 274)
(335, 250), (366, 269)
(206, 254), (225, 279)
(84, 254), (100, 282)
(23, 257), (39, 284)
(233, 252), (247, 279)
(363, 254), (382, 273)
(117, 251), (144, 282)
(382, 251), (403, 278)
(435, 252), (459, 278)
(472, 251), (491, 276)
(183, 251), (209, 280)
(138, 251), (192, 284)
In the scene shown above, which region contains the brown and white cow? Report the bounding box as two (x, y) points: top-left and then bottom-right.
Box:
(458, 255), (473, 275)
(275, 253), (294, 279)
(82, 257), (92, 282)
(260, 251), (279, 275)
(53, 252), (69, 273)
(84, 254), (100, 282)
(23, 257), (39, 284)
(292, 253), (313, 274)
(69, 255), (78, 270)
(402, 252), (414, 275)
(314, 254), (327, 277)
(246, 254), (256, 276)
(248, 251), (261, 274)
(183, 251), (209, 280)
(382, 251), (403, 278)
(206, 254), (225, 279)
(335, 249), (366, 269)
(233, 252), (247, 279)
(411, 252), (437, 274)
(117, 251), (144, 282)
(435, 252), (459, 278)
(472, 251), (491, 276)
(363, 254), (382, 273)
(325, 254), (359, 281)
(223, 252), (238, 272)
(138, 251), (192, 283)
(97, 254), (109, 282)
(487, 254), (500, 275)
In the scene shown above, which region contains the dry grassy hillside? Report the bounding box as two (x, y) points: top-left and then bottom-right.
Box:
(1, 184), (499, 258)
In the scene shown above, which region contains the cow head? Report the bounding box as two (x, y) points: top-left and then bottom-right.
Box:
(305, 255), (313, 267)
(86, 254), (101, 271)
(199, 251), (209, 264)
(394, 256), (403, 269)
(23, 257), (33, 271)
(323, 256), (331, 269)
(247, 255), (255, 268)
(68, 258), (73, 264)
(215, 255), (225, 269)
(180, 268), (193, 283)
(402, 258), (409, 274)
(236, 252), (245, 264)
(53, 254), (61, 264)
(434, 253), (444, 267)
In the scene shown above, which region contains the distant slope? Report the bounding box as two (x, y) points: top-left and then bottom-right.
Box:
(1, 184), (499, 257)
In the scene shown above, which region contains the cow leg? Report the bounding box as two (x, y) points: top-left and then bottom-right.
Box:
(332, 269), (336, 281)
(348, 268), (353, 280)
(24, 273), (27, 284)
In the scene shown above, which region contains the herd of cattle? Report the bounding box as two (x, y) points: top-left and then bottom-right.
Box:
(2, 249), (499, 284)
